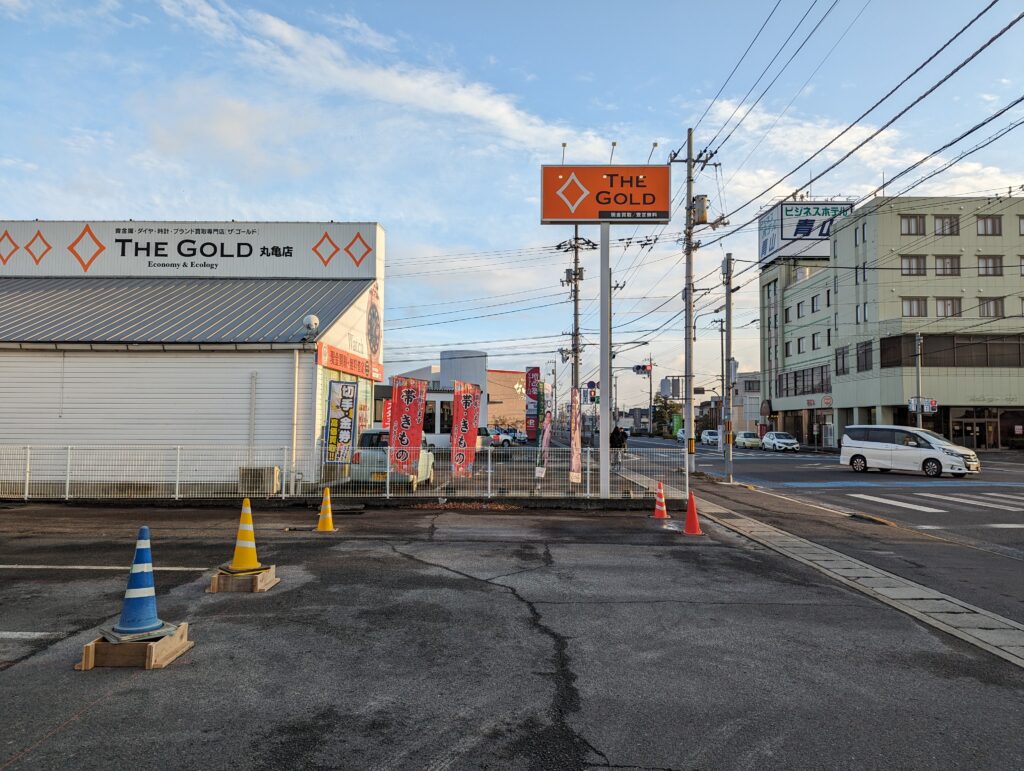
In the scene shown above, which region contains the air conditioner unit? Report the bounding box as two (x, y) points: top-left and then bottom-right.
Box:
(238, 466), (281, 496)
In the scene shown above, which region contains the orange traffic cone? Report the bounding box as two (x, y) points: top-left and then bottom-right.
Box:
(650, 482), (671, 519)
(683, 491), (704, 536)
(316, 487), (336, 532)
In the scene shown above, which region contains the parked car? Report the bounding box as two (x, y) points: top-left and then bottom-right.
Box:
(489, 427), (512, 447)
(733, 431), (761, 449)
(761, 431), (799, 451)
(676, 428), (687, 443)
(700, 429), (719, 446)
(350, 429), (435, 491)
(840, 425), (980, 478)
(514, 429), (528, 444)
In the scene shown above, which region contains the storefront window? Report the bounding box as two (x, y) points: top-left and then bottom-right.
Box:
(440, 401), (454, 434)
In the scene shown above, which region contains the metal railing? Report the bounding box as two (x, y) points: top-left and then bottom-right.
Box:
(0, 444), (688, 501)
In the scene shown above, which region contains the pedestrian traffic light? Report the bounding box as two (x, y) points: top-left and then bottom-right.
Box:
(589, 388), (597, 401)
(644, 363), (652, 373)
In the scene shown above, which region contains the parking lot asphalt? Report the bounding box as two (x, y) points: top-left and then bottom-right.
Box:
(2, 504), (1023, 769)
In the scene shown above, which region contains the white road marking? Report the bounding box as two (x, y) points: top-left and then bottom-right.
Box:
(0, 564), (206, 571)
(982, 493), (1024, 502)
(846, 494), (946, 513)
(0, 631), (63, 639)
(915, 493), (1024, 511)
(984, 523), (1024, 529)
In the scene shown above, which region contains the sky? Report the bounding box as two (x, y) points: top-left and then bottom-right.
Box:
(2, 0), (1023, 410)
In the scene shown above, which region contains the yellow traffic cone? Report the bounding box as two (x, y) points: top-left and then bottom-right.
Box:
(220, 499), (265, 574)
(316, 487), (336, 532)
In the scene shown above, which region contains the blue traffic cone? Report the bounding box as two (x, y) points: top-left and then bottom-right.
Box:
(101, 526), (177, 643)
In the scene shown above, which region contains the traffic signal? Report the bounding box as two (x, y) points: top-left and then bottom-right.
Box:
(644, 363), (652, 373)
(589, 388), (597, 401)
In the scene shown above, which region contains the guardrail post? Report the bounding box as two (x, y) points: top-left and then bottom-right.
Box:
(64, 446), (72, 501)
(281, 447), (289, 499)
(585, 447), (592, 498)
(23, 446), (31, 501)
(487, 446), (493, 498)
(174, 446), (182, 500)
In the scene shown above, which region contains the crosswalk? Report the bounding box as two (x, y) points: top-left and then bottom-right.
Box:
(846, 491), (1024, 514)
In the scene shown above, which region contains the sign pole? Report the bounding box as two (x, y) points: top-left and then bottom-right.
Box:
(599, 222), (612, 498)
(915, 333), (924, 428)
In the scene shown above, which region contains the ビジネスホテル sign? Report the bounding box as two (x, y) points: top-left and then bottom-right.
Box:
(541, 166), (671, 224)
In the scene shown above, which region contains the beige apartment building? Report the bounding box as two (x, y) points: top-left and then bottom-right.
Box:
(759, 195), (1024, 450)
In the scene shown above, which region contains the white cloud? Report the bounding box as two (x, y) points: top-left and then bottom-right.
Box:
(322, 13), (397, 52)
(0, 156), (38, 171)
(156, 0), (608, 159)
(979, 93), (999, 103)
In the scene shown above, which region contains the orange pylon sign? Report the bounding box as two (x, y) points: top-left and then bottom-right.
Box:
(651, 481), (671, 519)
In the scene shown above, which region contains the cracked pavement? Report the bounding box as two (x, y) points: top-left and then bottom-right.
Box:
(1, 504), (1023, 769)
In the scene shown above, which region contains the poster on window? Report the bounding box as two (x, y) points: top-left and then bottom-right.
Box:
(535, 410), (552, 479)
(569, 388), (582, 484)
(388, 377), (427, 475)
(381, 398), (392, 428)
(451, 380), (481, 478)
(325, 381), (359, 464)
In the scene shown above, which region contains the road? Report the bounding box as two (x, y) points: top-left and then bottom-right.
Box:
(624, 435), (1024, 624)
(1, 505), (1022, 769)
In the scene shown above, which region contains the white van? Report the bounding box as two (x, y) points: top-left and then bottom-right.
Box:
(839, 425), (980, 478)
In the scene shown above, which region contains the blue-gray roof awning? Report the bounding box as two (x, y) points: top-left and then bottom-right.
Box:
(0, 277), (371, 345)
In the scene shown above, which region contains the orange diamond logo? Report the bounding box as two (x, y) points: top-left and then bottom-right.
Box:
(26, 230), (51, 265)
(313, 232), (340, 267)
(0, 230), (19, 265)
(68, 224), (105, 273)
(344, 232), (372, 267)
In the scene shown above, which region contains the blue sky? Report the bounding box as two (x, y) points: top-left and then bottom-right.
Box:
(2, 0), (1022, 408)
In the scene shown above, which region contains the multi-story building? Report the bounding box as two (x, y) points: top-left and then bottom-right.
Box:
(760, 195), (1024, 449)
(731, 371), (762, 433)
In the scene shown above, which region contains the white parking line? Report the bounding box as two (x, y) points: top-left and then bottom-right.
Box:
(915, 493), (1024, 512)
(0, 631), (63, 640)
(0, 564), (206, 571)
(846, 494), (946, 513)
(985, 524), (1024, 529)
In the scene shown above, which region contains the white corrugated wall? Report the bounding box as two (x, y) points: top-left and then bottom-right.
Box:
(0, 350), (317, 447)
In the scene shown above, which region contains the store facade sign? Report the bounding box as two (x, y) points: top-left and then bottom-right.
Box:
(0, 220), (383, 279)
(324, 381), (358, 464)
(525, 366), (541, 440)
(541, 166), (671, 224)
(451, 380), (481, 478)
(388, 377), (427, 475)
(317, 342), (384, 382)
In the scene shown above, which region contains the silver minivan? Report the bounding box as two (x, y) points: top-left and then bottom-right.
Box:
(839, 425), (980, 478)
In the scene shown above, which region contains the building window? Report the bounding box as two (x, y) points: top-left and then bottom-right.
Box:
(935, 255), (960, 276)
(440, 401), (454, 434)
(856, 341), (873, 372)
(1019, 216), (1024, 236)
(797, 301), (805, 319)
(785, 341), (792, 357)
(861, 222), (866, 243)
(826, 328), (832, 346)
(744, 379), (760, 392)
(1020, 256), (1024, 276)
(811, 294), (821, 313)
(811, 332), (821, 350)
(826, 289), (831, 307)
(977, 215), (1002, 236)
(900, 215), (926, 235)
(901, 297), (927, 317)
(834, 312), (838, 330)
(784, 307), (791, 322)
(855, 305), (861, 324)
(797, 337), (806, 353)
(835, 346), (849, 376)
(978, 297), (1005, 318)
(854, 264), (859, 285)
(862, 262), (867, 282)
(901, 255), (926, 275)
(978, 255), (1003, 276)
(934, 214), (959, 235)
(854, 227), (859, 247)
(862, 303), (868, 323)
(936, 297), (962, 317)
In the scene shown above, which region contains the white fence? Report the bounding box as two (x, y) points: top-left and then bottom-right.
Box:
(0, 444), (686, 501)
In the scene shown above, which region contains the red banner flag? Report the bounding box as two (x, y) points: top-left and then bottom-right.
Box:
(451, 380), (481, 478)
(388, 377), (427, 475)
(381, 398), (392, 428)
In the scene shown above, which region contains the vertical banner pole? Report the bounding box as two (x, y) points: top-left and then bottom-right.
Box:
(487, 445), (493, 498)
(174, 445), (182, 500)
(23, 446), (30, 501)
(599, 222), (611, 498)
(64, 446), (72, 501)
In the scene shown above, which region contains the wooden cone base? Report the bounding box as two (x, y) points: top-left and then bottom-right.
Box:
(208, 564), (280, 593)
(76, 623), (194, 671)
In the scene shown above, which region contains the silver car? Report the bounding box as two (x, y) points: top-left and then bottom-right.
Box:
(761, 431), (800, 452)
(350, 429), (435, 491)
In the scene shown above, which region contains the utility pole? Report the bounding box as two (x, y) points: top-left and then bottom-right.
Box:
(572, 226), (581, 392)
(723, 253), (734, 484)
(915, 333), (923, 428)
(683, 129), (696, 489)
(648, 354), (654, 438)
